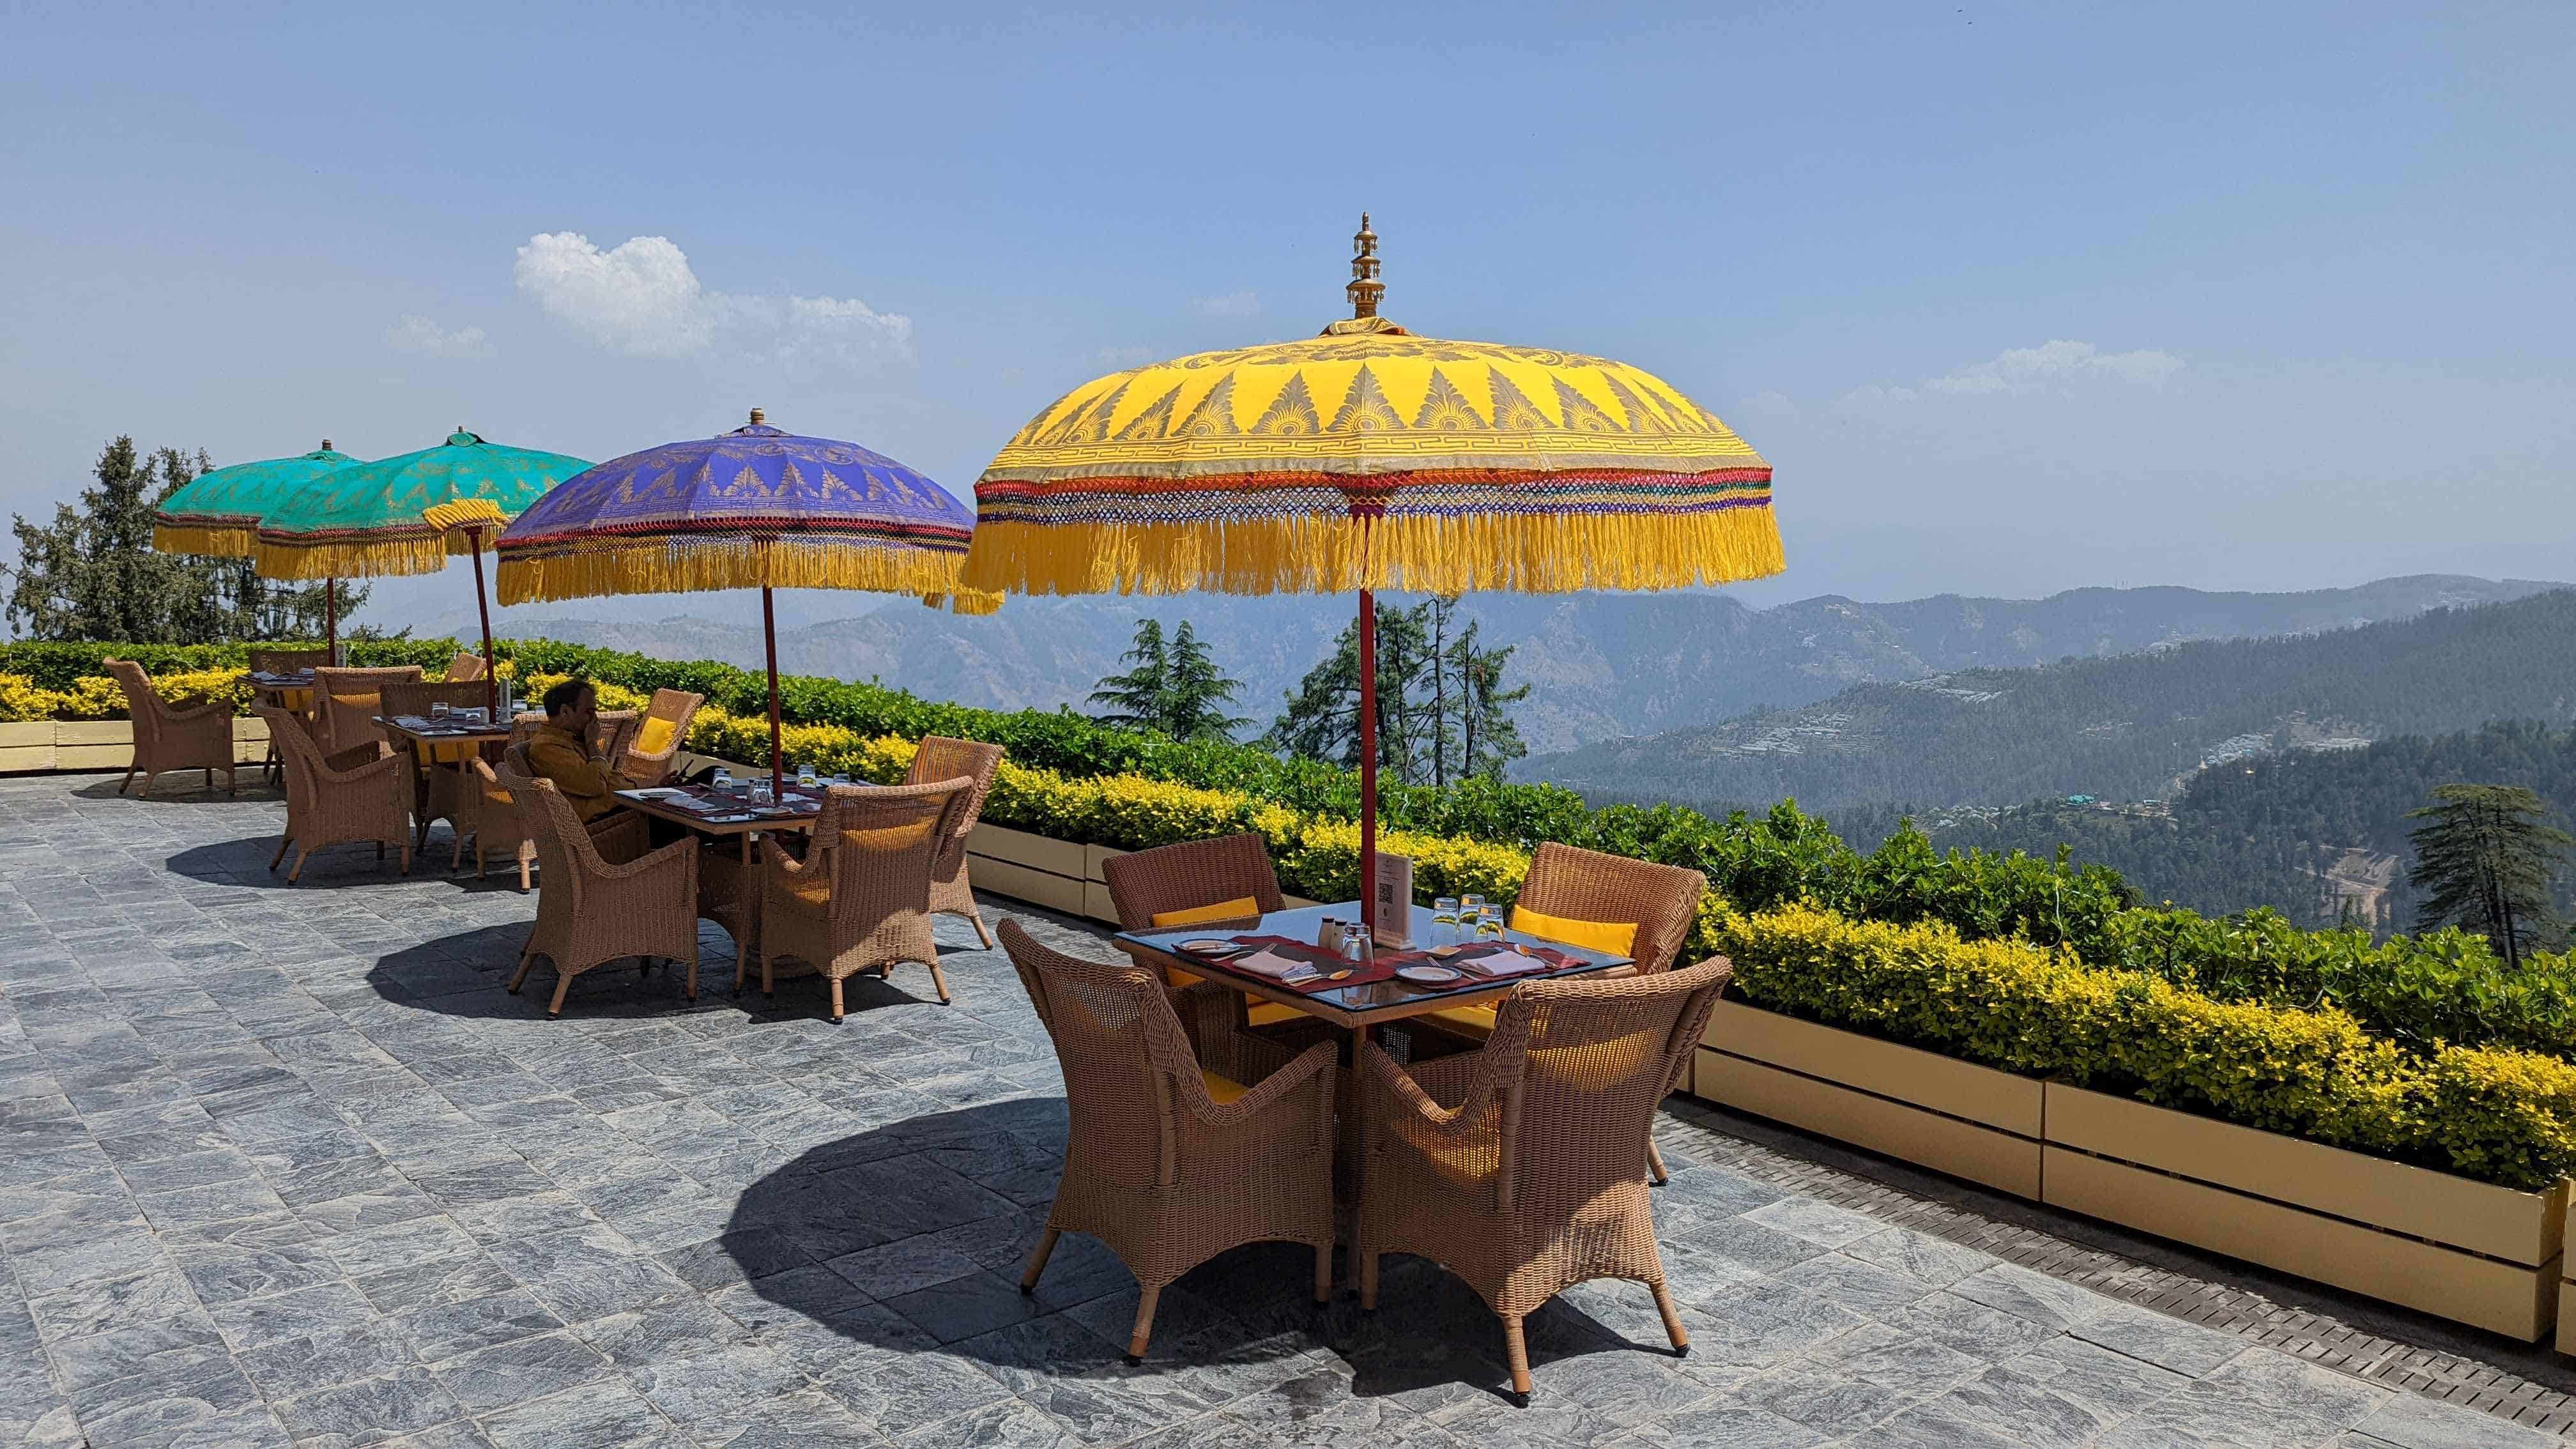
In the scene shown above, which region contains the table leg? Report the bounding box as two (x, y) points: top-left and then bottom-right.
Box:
(740, 832), (754, 864)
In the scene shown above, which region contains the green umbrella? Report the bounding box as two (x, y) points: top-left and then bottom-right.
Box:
(151, 439), (361, 656)
(256, 429), (590, 709)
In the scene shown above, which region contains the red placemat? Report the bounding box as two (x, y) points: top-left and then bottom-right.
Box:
(1201, 934), (1400, 993)
(1444, 941), (1584, 978)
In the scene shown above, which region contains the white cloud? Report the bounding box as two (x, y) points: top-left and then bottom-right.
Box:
(1742, 388), (1797, 417)
(1924, 339), (2184, 395)
(1835, 383), (1918, 412)
(512, 231), (911, 364)
(1192, 291), (1261, 318)
(384, 315), (491, 358)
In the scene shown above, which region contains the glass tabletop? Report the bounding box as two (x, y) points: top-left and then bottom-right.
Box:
(1116, 901), (1634, 1018)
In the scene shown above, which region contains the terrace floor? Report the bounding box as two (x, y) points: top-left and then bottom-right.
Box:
(2, 771), (2572, 1448)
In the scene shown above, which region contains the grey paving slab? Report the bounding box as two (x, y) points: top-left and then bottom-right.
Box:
(1, 772), (2570, 1446)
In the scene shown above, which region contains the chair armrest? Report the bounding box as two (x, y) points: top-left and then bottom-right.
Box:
(594, 835), (699, 884)
(318, 744), (406, 785)
(1361, 1041), (1496, 1138)
(1183, 1040), (1338, 1131)
(321, 740), (388, 773)
(164, 700), (234, 727)
(588, 812), (652, 866)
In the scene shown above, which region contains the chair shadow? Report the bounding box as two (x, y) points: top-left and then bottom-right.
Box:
(364, 921), (745, 1021)
(721, 1102), (1658, 1411)
(67, 772), (281, 803)
(163, 830), (529, 894)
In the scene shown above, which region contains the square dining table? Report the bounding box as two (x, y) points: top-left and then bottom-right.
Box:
(611, 781), (843, 861)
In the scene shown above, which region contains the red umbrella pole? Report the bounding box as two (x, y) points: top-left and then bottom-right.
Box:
(762, 585), (785, 796)
(1358, 585), (1377, 935)
(324, 578), (338, 664)
(466, 526), (498, 719)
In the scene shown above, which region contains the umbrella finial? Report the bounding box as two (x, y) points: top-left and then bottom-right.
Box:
(1347, 211), (1383, 320)
(749, 408), (765, 427)
(319, 439), (332, 452)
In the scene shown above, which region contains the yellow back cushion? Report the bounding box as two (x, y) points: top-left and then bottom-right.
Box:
(1508, 906), (1638, 958)
(1151, 896), (1262, 928)
(1198, 1069), (1248, 1105)
(635, 717), (677, 756)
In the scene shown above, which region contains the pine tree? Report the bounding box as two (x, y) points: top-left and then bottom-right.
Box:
(2407, 783), (2571, 967)
(1446, 613), (1529, 781)
(5, 436), (355, 643)
(1088, 617), (1246, 741)
(1267, 597), (1526, 784)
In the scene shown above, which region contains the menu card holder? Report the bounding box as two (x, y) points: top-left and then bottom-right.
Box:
(1374, 853), (1414, 948)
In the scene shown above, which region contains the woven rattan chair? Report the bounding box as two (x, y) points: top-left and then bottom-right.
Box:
(254, 703), (411, 883)
(1358, 956), (1733, 1404)
(458, 756), (535, 887)
(755, 779), (972, 1018)
(1418, 842), (1708, 1183)
(906, 735), (1006, 948)
(103, 660), (237, 797)
(441, 650), (487, 682)
(615, 689), (704, 787)
(498, 764), (700, 1016)
(312, 665), (423, 756)
(246, 646), (332, 783)
(593, 709), (641, 767)
(381, 678), (494, 851)
(1101, 832), (1305, 1029)
(1000, 919), (1338, 1363)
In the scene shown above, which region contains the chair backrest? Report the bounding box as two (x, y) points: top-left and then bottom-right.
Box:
(247, 646), (332, 676)
(619, 689), (704, 785)
(1518, 841), (1708, 975)
(497, 763), (598, 912)
(1483, 957), (1733, 1213)
(381, 678), (489, 720)
(312, 666), (423, 755)
(442, 650), (487, 682)
(592, 710), (641, 764)
(252, 703), (325, 819)
(999, 919), (1208, 1191)
(1100, 832), (1285, 931)
(102, 661), (164, 750)
(811, 779), (972, 923)
(904, 737), (1004, 867)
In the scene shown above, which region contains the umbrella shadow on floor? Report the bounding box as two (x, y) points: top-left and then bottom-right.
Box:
(68, 772), (282, 804)
(721, 1102), (1657, 1418)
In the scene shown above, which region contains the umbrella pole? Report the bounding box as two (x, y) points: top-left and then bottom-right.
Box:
(1358, 586), (1377, 934)
(466, 526), (498, 719)
(762, 585), (785, 797)
(325, 578), (337, 664)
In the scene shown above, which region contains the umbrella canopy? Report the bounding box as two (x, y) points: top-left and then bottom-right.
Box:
(151, 441), (358, 558)
(493, 412), (976, 605)
(493, 410), (987, 790)
(960, 216), (1783, 931)
(254, 429), (590, 580)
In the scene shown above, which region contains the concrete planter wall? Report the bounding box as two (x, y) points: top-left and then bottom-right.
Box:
(0, 717), (271, 773)
(1694, 999), (2570, 1342)
(963, 823), (1319, 925)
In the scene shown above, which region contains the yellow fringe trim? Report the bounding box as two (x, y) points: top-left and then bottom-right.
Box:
(253, 530), (483, 581)
(958, 505), (1786, 596)
(919, 588), (1006, 616)
(152, 524), (256, 558)
(494, 537), (969, 606)
(422, 498), (510, 532)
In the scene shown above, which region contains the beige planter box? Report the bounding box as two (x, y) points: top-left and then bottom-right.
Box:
(963, 854), (1087, 917)
(0, 717), (273, 773)
(2044, 1085), (2565, 1341)
(1690, 1001), (2044, 1199)
(0, 722), (50, 748)
(970, 823), (1084, 880)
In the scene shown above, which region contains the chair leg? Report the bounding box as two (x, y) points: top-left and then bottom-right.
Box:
(397, 843), (410, 875)
(376, 843), (385, 861)
(1018, 1227), (1060, 1296)
(970, 908), (995, 950)
(828, 976), (845, 1024)
(1501, 1314), (1532, 1403)
(682, 953), (698, 1004)
(517, 855), (531, 892)
(1314, 1241), (1332, 1303)
(270, 836), (291, 873)
(927, 960), (953, 1006)
(1647, 1140), (1670, 1186)
(1358, 1249), (1379, 1310)
(760, 946), (774, 997)
(203, 767), (212, 788)
(509, 939), (537, 993)
(1650, 1278), (1690, 1355)
(548, 970), (572, 1018)
(116, 767), (137, 795)
(286, 848), (310, 884)
(1127, 1285), (1160, 1365)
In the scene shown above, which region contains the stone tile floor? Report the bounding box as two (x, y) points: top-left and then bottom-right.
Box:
(0, 771), (2565, 1448)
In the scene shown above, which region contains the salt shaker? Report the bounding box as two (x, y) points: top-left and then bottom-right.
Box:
(1315, 916), (1342, 951)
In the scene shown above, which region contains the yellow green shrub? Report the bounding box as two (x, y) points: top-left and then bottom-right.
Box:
(1715, 903), (2576, 1190)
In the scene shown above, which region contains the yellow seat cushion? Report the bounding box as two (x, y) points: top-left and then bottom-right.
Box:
(1151, 896), (1262, 928)
(414, 741), (474, 765)
(635, 717), (678, 756)
(1199, 1069), (1248, 1105)
(277, 688), (312, 711)
(1509, 906), (1639, 958)
(1423, 1002), (1498, 1039)
(1246, 1002), (1303, 1027)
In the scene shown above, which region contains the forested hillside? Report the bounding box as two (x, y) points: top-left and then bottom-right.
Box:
(1531, 589), (2576, 814)
(1830, 722), (2576, 930)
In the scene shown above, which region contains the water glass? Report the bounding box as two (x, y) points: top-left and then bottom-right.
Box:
(797, 762), (818, 790)
(1460, 894), (1485, 925)
(1476, 905), (1506, 940)
(1341, 923), (1373, 962)
(429, 700), (450, 722)
(751, 780), (775, 807)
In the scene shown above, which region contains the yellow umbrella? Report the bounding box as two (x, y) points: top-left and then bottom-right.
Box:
(962, 217), (1782, 931)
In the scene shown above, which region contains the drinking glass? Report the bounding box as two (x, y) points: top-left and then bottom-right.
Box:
(751, 780), (774, 807)
(1460, 893), (1485, 924)
(429, 700), (450, 723)
(797, 762), (818, 790)
(1432, 896), (1460, 946)
(1476, 905), (1506, 940)
(710, 768), (732, 795)
(1341, 923), (1372, 962)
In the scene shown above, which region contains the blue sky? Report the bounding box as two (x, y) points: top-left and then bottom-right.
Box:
(3, 2), (2570, 626)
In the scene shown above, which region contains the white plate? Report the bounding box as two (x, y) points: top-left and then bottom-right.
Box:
(1396, 964), (1464, 985)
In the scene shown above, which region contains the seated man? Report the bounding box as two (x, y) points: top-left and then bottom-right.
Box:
(525, 678), (622, 823)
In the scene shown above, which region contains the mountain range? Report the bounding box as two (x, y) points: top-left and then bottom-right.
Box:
(423, 573), (2562, 760)
(1526, 587), (2576, 814)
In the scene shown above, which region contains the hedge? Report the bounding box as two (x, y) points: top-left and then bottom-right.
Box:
(11, 637), (2576, 1068)
(1718, 903), (2576, 1190)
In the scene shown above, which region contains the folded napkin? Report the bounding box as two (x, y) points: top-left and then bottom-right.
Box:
(1452, 943), (1579, 978)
